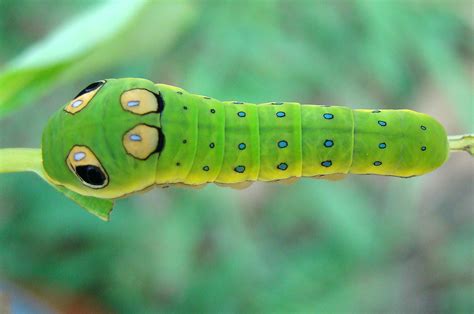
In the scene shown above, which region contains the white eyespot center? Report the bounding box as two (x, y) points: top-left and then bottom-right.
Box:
(130, 134), (142, 141)
(71, 100), (83, 108)
(74, 152), (86, 161)
(127, 100), (140, 107)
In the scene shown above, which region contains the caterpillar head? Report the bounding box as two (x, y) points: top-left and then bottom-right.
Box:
(42, 78), (165, 199)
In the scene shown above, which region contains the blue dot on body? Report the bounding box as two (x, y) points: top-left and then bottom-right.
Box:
(234, 165), (245, 173)
(323, 113), (334, 120)
(378, 120), (387, 127)
(379, 143), (387, 149)
(321, 160), (332, 167)
(238, 143), (246, 150)
(277, 163), (288, 170)
(374, 161), (382, 166)
(276, 111), (286, 118)
(324, 139), (334, 148)
(237, 111), (246, 117)
(278, 140), (288, 148)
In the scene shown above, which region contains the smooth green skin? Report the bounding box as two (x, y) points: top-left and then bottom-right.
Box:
(351, 109), (449, 176)
(41, 78), (449, 218)
(42, 78), (161, 199)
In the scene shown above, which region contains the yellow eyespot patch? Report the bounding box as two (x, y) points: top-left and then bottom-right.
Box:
(123, 124), (161, 160)
(66, 145), (109, 188)
(120, 89), (162, 115)
(64, 81), (105, 114)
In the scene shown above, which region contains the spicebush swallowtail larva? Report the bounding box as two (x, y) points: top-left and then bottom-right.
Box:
(1, 78), (472, 220)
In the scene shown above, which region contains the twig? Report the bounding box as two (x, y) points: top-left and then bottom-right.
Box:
(448, 134), (474, 156)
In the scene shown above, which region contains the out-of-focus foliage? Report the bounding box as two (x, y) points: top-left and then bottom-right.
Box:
(0, 0), (196, 117)
(0, 0), (473, 313)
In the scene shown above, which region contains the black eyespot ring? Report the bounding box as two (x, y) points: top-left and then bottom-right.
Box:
(155, 127), (165, 153)
(74, 80), (105, 98)
(75, 165), (107, 187)
(154, 92), (164, 113)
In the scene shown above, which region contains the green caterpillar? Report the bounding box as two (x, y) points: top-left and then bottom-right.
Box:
(1, 78), (472, 220)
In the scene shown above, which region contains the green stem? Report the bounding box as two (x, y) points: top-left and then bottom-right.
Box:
(0, 148), (113, 221)
(448, 134), (474, 156)
(0, 148), (45, 177)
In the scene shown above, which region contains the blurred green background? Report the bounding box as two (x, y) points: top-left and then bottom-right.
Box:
(0, 0), (473, 313)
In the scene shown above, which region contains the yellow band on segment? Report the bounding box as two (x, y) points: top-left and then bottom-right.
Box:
(120, 89), (160, 115)
(123, 124), (160, 160)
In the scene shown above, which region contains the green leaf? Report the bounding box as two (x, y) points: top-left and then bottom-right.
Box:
(54, 185), (114, 221)
(0, 0), (197, 117)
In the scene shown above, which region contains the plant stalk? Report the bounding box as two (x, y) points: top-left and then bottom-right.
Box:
(0, 148), (44, 176)
(448, 134), (474, 156)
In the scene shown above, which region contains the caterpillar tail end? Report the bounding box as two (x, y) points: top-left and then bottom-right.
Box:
(448, 134), (474, 156)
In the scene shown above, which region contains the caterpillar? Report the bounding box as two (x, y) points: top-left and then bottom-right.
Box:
(1, 78), (472, 220)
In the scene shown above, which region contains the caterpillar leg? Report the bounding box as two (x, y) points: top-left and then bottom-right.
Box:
(215, 181), (254, 190)
(275, 177), (300, 185)
(174, 183), (207, 189)
(310, 173), (348, 181)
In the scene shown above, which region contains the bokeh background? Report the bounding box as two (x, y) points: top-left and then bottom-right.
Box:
(0, 0), (473, 313)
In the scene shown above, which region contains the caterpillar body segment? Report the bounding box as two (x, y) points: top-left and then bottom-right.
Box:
(156, 86), (448, 187)
(351, 109), (448, 177)
(41, 78), (449, 201)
